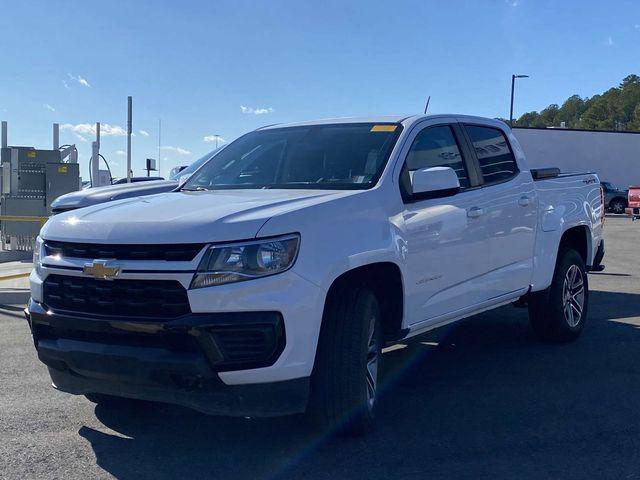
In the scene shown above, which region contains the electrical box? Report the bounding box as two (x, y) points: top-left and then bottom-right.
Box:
(146, 158), (157, 173)
(45, 163), (80, 214)
(1, 146), (80, 249)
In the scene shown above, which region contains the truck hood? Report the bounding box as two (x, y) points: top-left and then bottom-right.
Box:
(51, 180), (178, 212)
(42, 189), (355, 244)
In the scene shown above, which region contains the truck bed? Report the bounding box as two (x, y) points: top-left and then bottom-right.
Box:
(529, 170), (604, 291)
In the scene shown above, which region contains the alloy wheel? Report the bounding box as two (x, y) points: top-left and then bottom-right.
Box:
(365, 315), (380, 410)
(562, 264), (585, 327)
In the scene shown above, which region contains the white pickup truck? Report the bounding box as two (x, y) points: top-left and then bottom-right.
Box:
(27, 115), (604, 434)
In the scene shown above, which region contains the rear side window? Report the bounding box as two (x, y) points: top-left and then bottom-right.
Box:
(404, 125), (470, 188)
(465, 125), (518, 184)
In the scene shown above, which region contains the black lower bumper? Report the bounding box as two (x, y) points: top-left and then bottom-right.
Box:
(25, 300), (308, 417)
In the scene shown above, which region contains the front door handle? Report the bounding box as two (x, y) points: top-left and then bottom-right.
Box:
(467, 206), (485, 218)
(518, 195), (532, 207)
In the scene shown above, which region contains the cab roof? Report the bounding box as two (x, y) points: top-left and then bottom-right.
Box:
(258, 114), (509, 131)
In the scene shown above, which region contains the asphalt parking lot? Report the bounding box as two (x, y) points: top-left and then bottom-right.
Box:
(1, 216), (639, 480)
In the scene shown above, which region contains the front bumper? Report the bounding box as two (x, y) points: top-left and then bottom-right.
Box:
(26, 300), (309, 416)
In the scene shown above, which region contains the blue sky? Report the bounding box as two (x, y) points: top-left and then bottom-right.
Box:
(1, 0), (638, 179)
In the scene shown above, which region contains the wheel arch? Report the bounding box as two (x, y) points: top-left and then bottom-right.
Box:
(322, 262), (405, 342)
(608, 196), (628, 208)
(558, 225), (591, 266)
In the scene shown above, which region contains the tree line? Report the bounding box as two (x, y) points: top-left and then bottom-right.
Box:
(510, 74), (640, 131)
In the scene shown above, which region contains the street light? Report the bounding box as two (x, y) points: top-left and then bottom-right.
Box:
(510, 74), (529, 127)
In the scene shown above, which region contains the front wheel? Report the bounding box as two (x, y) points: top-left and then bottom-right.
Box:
(529, 248), (588, 342)
(309, 287), (382, 436)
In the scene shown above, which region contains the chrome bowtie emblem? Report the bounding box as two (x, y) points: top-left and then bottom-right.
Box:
(83, 260), (121, 280)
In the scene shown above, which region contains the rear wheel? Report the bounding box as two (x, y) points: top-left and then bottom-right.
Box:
(529, 248), (588, 342)
(309, 287), (382, 436)
(609, 198), (627, 214)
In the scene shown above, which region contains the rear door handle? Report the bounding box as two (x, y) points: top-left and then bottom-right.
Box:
(518, 195), (532, 207)
(467, 207), (485, 218)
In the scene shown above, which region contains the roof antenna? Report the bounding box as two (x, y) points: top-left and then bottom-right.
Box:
(423, 96), (431, 114)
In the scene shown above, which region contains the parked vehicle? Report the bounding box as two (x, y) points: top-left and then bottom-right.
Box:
(111, 176), (165, 184)
(601, 181), (629, 214)
(626, 186), (640, 220)
(27, 115), (604, 434)
(50, 149), (220, 214)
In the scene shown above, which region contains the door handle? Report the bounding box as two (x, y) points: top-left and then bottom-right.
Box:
(518, 195), (532, 207)
(467, 206), (485, 218)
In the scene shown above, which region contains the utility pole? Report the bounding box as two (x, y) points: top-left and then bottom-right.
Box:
(91, 122), (100, 187)
(127, 96), (132, 183)
(53, 123), (59, 150)
(1, 121), (7, 148)
(510, 74), (529, 126)
(158, 118), (161, 177)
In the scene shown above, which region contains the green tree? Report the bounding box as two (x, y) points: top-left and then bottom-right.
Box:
(556, 95), (586, 128)
(515, 75), (640, 132)
(628, 104), (640, 131)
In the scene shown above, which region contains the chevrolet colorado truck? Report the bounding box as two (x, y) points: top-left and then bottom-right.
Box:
(26, 115), (604, 434)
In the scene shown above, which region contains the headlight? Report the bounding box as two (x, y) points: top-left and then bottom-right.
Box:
(190, 234), (300, 289)
(33, 236), (44, 275)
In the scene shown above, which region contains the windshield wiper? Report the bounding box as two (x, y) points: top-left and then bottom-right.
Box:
(180, 186), (210, 192)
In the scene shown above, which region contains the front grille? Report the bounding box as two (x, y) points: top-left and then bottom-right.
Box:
(44, 240), (204, 261)
(43, 275), (191, 318)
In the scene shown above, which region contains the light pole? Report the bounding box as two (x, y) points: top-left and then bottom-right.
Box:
(510, 74), (529, 126)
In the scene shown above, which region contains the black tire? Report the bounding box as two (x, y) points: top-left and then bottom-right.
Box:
(309, 287), (382, 436)
(529, 248), (588, 343)
(609, 198), (627, 214)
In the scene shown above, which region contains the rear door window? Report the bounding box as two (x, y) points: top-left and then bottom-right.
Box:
(464, 125), (518, 184)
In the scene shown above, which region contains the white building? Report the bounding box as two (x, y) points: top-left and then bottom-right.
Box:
(513, 127), (640, 187)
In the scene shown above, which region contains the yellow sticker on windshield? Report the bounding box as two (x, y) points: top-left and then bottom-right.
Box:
(370, 125), (397, 132)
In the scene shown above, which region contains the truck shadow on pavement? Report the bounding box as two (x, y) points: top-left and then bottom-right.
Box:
(79, 289), (640, 480)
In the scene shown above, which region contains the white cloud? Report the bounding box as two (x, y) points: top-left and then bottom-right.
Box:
(139, 129), (150, 137)
(67, 73), (91, 88)
(506, 0), (520, 6)
(161, 145), (192, 155)
(240, 105), (274, 115)
(635, 24), (640, 30)
(606, 36), (614, 46)
(115, 150), (126, 156)
(43, 103), (55, 112)
(203, 135), (226, 143)
(60, 123), (127, 139)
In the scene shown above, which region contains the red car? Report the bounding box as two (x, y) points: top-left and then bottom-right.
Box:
(627, 186), (640, 220)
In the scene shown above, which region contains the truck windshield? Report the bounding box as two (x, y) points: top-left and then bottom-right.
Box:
(182, 123), (402, 190)
(170, 147), (224, 181)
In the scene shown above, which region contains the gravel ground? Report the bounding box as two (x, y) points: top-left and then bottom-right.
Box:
(1, 216), (639, 480)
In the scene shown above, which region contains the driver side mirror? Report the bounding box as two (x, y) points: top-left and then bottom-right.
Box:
(410, 166), (460, 200)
